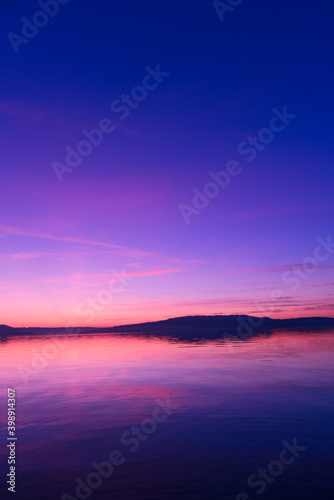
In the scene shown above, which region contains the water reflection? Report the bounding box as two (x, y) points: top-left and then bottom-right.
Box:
(0, 329), (333, 499)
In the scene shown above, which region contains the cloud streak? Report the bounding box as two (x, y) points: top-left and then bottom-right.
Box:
(0, 222), (192, 264)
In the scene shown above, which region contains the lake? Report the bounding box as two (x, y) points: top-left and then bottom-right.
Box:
(0, 329), (333, 499)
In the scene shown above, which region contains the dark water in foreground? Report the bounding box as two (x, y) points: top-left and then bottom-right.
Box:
(0, 329), (334, 500)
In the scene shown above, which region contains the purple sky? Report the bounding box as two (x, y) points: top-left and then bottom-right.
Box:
(1, 0), (333, 326)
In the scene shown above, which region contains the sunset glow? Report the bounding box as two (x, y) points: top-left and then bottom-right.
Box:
(1, 1), (333, 328)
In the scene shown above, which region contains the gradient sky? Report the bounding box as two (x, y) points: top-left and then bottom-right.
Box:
(1, 0), (333, 327)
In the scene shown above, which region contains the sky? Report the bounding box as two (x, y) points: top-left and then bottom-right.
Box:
(0, 0), (333, 327)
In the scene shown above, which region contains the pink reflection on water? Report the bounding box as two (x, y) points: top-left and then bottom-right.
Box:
(0, 328), (333, 500)
(0, 330), (334, 432)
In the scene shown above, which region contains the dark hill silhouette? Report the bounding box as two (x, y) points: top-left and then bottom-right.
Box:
(1, 315), (334, 341)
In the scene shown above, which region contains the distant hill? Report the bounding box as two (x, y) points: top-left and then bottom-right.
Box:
(0, 324), (14, 333)
(105, 315), (334, 332)
(1, 315), (334, 339)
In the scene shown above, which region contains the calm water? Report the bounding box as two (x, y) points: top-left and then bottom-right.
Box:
(0, 329), (334, 500)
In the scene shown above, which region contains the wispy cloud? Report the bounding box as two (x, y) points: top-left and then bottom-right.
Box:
(230, 263), (334, 275)
(41, 269), (181, 284)
(0, 251), (78, 261)
(0, 222), (194, 265)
